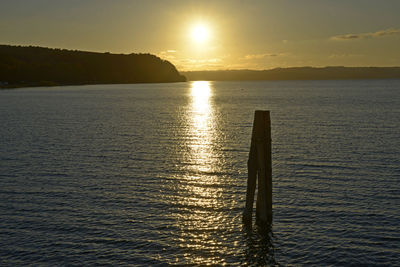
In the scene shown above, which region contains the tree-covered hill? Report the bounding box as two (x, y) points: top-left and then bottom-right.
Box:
(0, 45), (186, 88)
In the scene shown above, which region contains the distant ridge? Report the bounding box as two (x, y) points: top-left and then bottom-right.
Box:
(0, 45), (186, 88)
(182, 67), (400, 81)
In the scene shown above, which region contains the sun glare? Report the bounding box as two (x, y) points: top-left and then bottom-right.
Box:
(192, 24), (210, 43)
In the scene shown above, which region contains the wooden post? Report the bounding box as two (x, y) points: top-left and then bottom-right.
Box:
(243, 110), (272, 226)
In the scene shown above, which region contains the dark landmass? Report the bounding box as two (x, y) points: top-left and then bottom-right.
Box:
(0, 45), (186, 89)
(182, 67), (400, 81)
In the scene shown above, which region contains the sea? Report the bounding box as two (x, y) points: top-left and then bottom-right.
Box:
(1, 80), (399, 266)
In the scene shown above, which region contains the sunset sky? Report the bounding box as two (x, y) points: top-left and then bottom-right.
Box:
(1, 0), (400, 71)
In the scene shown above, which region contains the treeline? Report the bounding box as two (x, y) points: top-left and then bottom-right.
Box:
(0, 45), (186, 88)
(182, 67), (400, 81)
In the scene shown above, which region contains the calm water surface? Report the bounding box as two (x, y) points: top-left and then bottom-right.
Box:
(1, 80), (399, 266)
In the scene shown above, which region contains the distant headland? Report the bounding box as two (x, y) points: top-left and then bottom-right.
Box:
(182, 67), (400, 81)
(0, 45), (186, 89)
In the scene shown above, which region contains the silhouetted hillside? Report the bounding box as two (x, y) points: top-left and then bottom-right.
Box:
(183, 67), (400, 81)
(0, 45), (186, 88)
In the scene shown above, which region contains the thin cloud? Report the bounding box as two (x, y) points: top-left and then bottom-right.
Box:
(159, 50), (177, 55)
(244, 53), (284, 60)
(329, 53), (363, 59)
(158, 50), (178, 60)
(331, 28), (400, 40)
(175, 58), (224, 71)
(185, 58), (222, 64)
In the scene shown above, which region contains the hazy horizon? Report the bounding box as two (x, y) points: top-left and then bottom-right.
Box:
(1, 0), (400, 71)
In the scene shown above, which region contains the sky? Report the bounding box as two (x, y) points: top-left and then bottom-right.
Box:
(1, 0), (400, 71)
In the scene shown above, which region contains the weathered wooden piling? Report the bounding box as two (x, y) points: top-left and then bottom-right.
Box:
(243, 110), (272, 226)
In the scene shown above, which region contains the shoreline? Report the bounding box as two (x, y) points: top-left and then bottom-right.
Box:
(2, 77), (400, 90)
(0, 80), (187, 90)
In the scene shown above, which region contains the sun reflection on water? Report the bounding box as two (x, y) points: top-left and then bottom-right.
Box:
(172, 81), (231, 265)
(188, 81), (215, 173)
(170, 81), (274, 264)
(191, 81), (212, 135)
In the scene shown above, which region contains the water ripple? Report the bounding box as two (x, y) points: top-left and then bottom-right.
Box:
(1, 80), (399, 265)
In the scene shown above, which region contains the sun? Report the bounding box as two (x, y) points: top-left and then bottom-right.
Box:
(192, 24), (210, 43)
